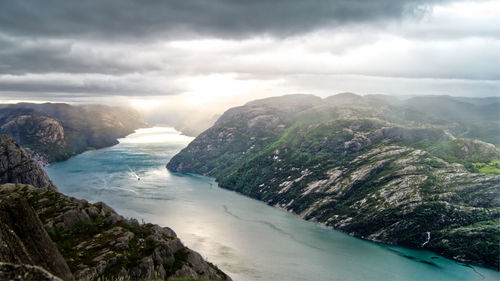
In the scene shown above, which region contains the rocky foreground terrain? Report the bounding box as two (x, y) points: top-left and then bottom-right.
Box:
(168, 93), (500, 269)
(0, 184), (229, 281)
(0, 135), (230, 281)
(0, 103), (148, 164)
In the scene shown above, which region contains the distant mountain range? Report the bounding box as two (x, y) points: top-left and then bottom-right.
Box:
(0, 103), (149, 164)
(168, 93), (500, 269)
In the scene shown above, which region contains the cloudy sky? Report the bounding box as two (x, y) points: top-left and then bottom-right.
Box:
(0, 0), (498, 115)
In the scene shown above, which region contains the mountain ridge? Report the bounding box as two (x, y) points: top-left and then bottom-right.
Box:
(0, 103), (149, 164)
(168, 93), (500, 269)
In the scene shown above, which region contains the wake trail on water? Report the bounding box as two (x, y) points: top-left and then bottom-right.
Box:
(96, 169), (139, 195)
(99, 175), (108, 189)
(222, 205), (323, 251)
(127, 165), (140, 180)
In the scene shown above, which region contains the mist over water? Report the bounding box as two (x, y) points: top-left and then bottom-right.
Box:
(45, 127), (499, 281)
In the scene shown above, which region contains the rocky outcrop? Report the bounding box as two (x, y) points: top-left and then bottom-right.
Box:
(168, 93), (500, 269)
(0, 103), (149, 163)
(0, 137), (230, 280)
(0, 186), (74, 280)
(0, 262), (63, 281)
(0, 135), (56, 191)
(217, 94), (322, 127)
(1, 115), (65, 147)
(0, 184), (231, 281)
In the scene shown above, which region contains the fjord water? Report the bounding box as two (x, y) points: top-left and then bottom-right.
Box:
(45, 127), (498, 281)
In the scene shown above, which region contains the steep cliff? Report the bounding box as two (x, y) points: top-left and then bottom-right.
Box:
(0, 187), (74, 280)
(0, 135), (56, 190)
(168, 93), (500, 269)
(0, 103), (149, 163)
(0, 184), (230, 281)
(0, 263), (63, 281)
(0, 131), (230, 280)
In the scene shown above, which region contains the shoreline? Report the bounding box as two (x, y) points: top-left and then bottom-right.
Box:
(33, 126), (154, 166)
(168, 168), (499, 272)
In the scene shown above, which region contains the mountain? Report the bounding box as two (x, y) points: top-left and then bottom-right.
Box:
(0, 136), (230, 281)
(168, 93), (500, 269)
(0, 103), (149, 164)
(0, 184), (230, 281)
(0, 135), (56, 191)
(0, 184), (74, 281)
(402, 96), (500, 145)
(452, 96), (500, 106)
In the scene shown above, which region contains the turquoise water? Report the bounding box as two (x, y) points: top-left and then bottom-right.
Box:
(45, 127), (499, 281)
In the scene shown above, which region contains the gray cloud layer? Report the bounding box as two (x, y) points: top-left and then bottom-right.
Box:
(0, 0), (448, 40)
(0, 0), (498, 100)
(0, 0), (448, 39)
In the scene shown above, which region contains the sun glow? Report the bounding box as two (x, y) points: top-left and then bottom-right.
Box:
(179, 74), (277, 107)
(129, 98), (159, 111)
(118, 127), (193, 144)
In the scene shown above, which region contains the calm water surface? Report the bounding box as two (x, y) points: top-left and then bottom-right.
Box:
(45, 127), (499, 281)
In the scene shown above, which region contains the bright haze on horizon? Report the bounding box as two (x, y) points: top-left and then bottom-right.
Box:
(0, 0), (498, 121)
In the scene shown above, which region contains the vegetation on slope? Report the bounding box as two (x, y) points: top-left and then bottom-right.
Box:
(0, 184), (230, 281)
(0, 136), (230, 281)
(168, 93), (500, 269)
(0, 103), (148, 163)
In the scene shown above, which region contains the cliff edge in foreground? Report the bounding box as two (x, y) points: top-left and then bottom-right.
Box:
(0, 184), (230, 281)
(0, 133), (230, 280)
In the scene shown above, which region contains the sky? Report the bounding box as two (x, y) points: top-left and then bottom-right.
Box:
(0, 0), (499, 119)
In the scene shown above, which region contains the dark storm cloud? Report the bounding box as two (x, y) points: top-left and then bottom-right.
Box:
(0, 0), (448, 40)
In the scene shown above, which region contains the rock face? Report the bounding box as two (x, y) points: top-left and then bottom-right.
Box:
(0, 135), (56, 191)
(0, 137), (230, 280)
(0, 186), (74, 280)
(0, 262), (63, 281)
(168, 93), (500, 269)
(0, 184), (230, 281)
(0, 103), (149, 163)
(1, 115), (65, 146)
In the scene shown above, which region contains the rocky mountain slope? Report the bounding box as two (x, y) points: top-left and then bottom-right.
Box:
(0, 103), (148, 164)
(402, 95), (500, 145)
(0, 135), (230, 281)
(168, 93), (500, 269)
(0, 135), (56, 190)
(0, 185), (74, 280)
(0, 262), (64, 281)
(0, 184), (230, 281)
